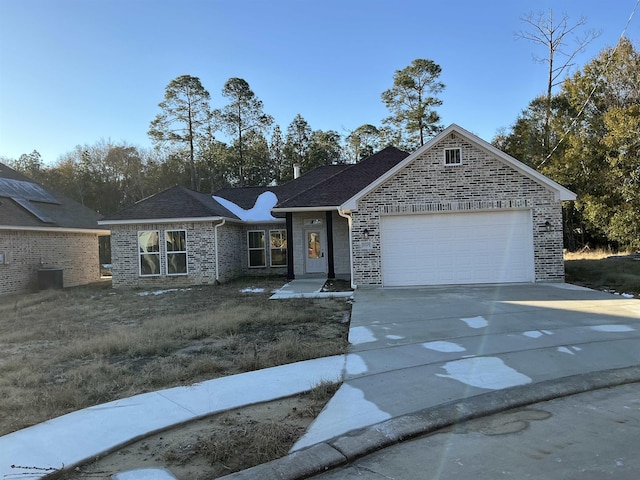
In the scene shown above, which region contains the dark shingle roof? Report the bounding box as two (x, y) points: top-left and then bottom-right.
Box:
(212, 164), (351, 212)
(0, 163), (105, 230)
(102, 185), (240, 222)
(101, 147), (408, 222)
(275, 146), (409, 209)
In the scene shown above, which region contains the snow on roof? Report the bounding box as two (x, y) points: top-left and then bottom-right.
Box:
(213, 191), (278, 222)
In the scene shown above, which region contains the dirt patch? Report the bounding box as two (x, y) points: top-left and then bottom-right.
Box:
(60, 388), (335, 480)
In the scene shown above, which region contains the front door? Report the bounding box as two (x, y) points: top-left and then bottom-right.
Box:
(305, 229), (326, 274)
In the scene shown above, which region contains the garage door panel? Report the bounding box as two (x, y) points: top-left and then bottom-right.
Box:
(380, 211), (534, 286)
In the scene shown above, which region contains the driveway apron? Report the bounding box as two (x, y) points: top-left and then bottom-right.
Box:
(293, 283), (640, 450)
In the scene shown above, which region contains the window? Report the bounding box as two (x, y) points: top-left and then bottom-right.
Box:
(139, 231), (160, 276)
(269, 230), (287, 266)
(166, 230), (187, 275)
(444, 148), (462, 166)
(248, 230), (266, 267)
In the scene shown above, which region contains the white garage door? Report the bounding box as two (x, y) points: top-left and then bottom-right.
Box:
(380, 210), (534, 286)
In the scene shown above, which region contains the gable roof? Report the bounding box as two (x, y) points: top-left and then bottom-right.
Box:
(100, 185), (241, 224)
(341, 124), (577, 211)
(101, 165), (353, 225)
(273, 146), (409, 211)
(0, 163), (108, 233)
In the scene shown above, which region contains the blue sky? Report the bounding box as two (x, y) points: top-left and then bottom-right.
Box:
(0, 0), (637, 164)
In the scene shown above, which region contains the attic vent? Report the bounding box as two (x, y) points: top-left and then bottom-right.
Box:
(444, 148), (462, 166)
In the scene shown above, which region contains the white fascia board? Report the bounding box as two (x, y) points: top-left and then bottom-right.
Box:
(271, 206), (339, 213)
(98, 216), (232, 226)
(0, 225), (111, 235)
(341, 123), (576, 211)
(242, 219), (286, 225)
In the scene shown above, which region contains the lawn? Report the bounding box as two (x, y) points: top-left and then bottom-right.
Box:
(564, 251), (640, 297)
(0, 278), (351, 437)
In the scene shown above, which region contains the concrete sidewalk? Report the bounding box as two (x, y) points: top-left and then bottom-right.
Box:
(269, 278), (353, 299)
(0, 356), (346, 479)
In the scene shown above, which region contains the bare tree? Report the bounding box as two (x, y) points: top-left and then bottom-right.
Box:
(516, 10), (601, 152)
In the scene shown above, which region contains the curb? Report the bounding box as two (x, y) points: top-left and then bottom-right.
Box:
(217, 365), (640, 479)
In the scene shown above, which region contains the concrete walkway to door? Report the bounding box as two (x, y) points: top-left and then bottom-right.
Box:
(291, 282), (640, 450)
(269, 278), (354, 299)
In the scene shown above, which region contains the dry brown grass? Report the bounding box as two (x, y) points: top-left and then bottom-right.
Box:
(564, 247), (633, 261)
(0, 278), (351, 436)
(564, 250), (640, 296)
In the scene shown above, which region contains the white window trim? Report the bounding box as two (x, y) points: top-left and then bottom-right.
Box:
(138, 230), (161, 277)
(444, 147), (462, 166)
(269, 229), (287, 267)
(247, 230), (266, 268)
(165, 229), (188, 276)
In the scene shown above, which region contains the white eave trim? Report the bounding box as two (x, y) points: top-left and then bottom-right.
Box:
(271, 205), (340, 213)
(98, 216), (234, 226)
(340, 123), (577, 211)
(0, 225), (111, 235)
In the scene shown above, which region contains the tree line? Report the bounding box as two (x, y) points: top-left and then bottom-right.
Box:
(494, 37), (640, 251)
(3, 11), (638, 251)
(2, 58), (444, 215)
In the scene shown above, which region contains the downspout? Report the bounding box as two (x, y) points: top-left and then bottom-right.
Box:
(337, 208), (356, 290)
(214, 218), (226, 284)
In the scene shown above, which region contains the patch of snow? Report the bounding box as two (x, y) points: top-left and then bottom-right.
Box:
(523, 330), (544, 338)
(621, 293), (635, 298)
(590, 324), (635, 332)
(572, 346), (582, 351)
(557, 346), (575, 355)
(436, 357), (532, 390)
(422, 341), (466, 353)
(137, 288), (191, 297)
(240, 287), (265, 293)
(291, 383), (391, 451)
(113, 468), (177, 480)
(213, 191), (278, 221)
(541, 330), (553, 335)
(385, 335), (404, 340)
(346, 354), (368, 375)
(349, 326), (377, 344)
(461, 316), (488, 329)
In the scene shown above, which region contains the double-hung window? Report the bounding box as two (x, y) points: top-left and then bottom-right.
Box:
(269, 229), (287, 266)
(248, 230), (266, 267)
(166, 230), (187, 275)
(139, 231), (160, 276)
(444, 148), (462, 166)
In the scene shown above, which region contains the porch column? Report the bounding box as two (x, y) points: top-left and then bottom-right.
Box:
(326, 210), (335, 279)
(286, 212), (295, 280)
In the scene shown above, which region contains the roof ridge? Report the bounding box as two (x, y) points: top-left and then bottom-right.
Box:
(276, 164), (351, 206)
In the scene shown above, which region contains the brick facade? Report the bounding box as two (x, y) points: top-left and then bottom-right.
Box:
(109, 220), (287, 288)
(351, 133), (566, 286)
(0, 230), (101, 295)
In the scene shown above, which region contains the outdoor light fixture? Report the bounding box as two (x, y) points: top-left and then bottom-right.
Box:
(363, 228), (370, 238)
(544, 221), (552, 232)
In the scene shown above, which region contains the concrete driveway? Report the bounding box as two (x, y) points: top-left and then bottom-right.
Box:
(293, 283), (640, 450)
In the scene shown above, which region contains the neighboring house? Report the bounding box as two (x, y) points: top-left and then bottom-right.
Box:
(100, 124), (576, 289)
(0, 163), (109, 295)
